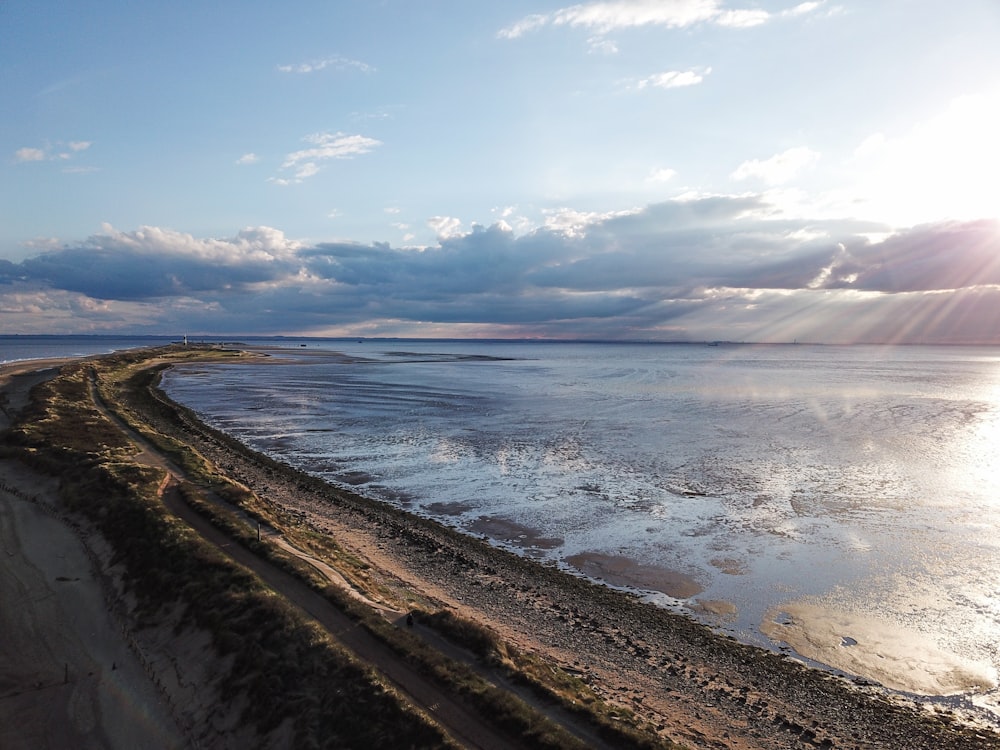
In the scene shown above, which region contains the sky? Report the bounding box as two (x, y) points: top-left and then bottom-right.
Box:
(2, 0), (1000, 343)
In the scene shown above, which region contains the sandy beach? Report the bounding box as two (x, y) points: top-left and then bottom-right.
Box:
(2, 350), (999, 749)
(0, 361), (185, 749)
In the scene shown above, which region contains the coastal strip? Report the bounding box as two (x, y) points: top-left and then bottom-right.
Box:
(2, 346), (999, 749)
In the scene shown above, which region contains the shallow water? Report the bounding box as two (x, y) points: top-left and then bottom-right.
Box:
(160, 340), (1000, 714)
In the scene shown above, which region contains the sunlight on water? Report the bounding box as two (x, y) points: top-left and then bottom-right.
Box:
(163, 341), (1000, 722)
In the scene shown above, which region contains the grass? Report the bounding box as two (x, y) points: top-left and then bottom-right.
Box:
(1, 345), (690, 749)
(109, 347), (688, 749)
(5, 347), (704, 750)
(2, 352), (457, 750)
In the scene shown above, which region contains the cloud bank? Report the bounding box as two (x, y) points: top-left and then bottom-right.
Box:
(2, 197), (998, 343)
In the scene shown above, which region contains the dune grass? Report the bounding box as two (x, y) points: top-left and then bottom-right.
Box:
(2, 353), (457, 749)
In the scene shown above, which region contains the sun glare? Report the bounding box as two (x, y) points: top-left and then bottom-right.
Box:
(852, 90), (1000, 226)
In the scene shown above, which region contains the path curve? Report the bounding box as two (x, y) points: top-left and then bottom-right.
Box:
(87, 374), (526, 750)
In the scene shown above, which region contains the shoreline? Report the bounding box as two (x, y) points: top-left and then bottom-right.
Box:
(189, 345), (1000, 722)
(3, 348), (999, 748)
(147, 350), (1000, 747)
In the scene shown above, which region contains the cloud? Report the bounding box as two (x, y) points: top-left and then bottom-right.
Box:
(278, 55), (374, 74)
(18, 224), (301, 300)
(731, 146), (820, 184)
(274, 132), (382, 184)
(500, 0), (720, 38)
(587, 36), (619, 54)
(785, 1), (824, 16)
(14, 147), (47, 163)
(646, 167), (677, 183)
(3, 200), (998, 343)
(236, 153), (259, 165)
(715, 9), (770, 27)
(428, 216), (464, 239)
(14, 141), (93, 164)
(812, 220), (1000, 293)
(637, 68), (711, 89)
(499, 0), (819, 38)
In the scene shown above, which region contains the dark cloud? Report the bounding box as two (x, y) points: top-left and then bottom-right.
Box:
(18, 226), (299, 300)
(818, 220), (1000, 292)
(2, 200), (999, 342)
(0, 259), (21, 284)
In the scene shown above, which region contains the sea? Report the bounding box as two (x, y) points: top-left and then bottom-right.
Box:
(5, 336), (1000, 720)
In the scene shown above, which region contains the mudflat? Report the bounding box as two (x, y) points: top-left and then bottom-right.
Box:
(2, 351), (999, 749)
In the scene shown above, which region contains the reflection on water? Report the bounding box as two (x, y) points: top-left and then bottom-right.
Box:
(163, 341), (1000, 717)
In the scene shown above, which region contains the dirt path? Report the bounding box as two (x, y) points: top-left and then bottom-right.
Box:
(86, 375), (560, 750)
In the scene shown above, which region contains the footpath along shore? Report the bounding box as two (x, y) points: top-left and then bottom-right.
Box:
(2, 348), (999, 749)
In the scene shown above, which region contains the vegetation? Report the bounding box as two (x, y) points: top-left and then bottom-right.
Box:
(2, 345), (688, 749)
(2, 352), (455, 749)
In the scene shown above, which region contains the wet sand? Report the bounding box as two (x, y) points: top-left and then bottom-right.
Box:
(761, 602), (998, 696)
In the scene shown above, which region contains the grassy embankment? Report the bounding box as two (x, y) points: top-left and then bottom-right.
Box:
(3, 346), (684, 750)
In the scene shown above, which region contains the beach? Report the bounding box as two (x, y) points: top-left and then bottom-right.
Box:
(0, 361), (185, 749)
(2, 350), (999, 749)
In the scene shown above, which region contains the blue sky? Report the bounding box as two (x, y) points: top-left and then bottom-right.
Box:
(2, 1), (1000, 342)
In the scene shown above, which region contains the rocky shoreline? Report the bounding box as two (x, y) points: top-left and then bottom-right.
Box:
(148, 358), (1000, 750)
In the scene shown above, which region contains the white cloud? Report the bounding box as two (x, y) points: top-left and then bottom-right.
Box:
(542, 206), (640, 237)
(275, 131), (382, 184)
(731, 146), (820, 185)
(21, 236), (63, 251)
(236, 152), (259, 165)
(93, 223), (302, 263)
(15, 147), (47, 162)
(293, 162), (320, 180)
(638, 68), (710, 89)
(646, 167), (677, 183)
(499, 0), (802, 38)
(428, 216), (464, 239)
(550, 0), (720, 34)
(278, 55), (374, 74)
(15, 141), (93, 164)
(384, 206), (402, 214)
(715, 9), (770, 27)
(587, 36), (619, 54)
(284, 132), (381, 167)
(497, 13), (549, 39)
(787, 1), (819, 14)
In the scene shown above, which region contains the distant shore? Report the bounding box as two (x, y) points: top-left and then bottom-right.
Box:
(3, 349), (999, 749)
